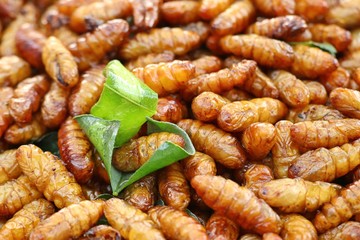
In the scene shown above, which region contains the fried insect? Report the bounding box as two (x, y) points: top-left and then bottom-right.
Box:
(29, 200), (104, 240)
(0, 149), (21, 185)
(161, 1), (200, 26)
(132, 60), (196, 97)
(0, 87), (14, 138)
(58, 117), (94, 184)
(0, 0), (23, 20)
(0, 199), (55, 240)
(191, 55), (222, 77)
(198, 0), (235, 20)
(288, 140), (360, 182)
(304, 80), (328, 105)
(241, 123), (277, 161)
(104, 198), (165, 240)
(191, 175), (281, 234)
(148, 205), (207, 240)
(295, 0), (329, 22)
(319, 221), (360, 240)
(9, 75), (50, 124)
(239, 234), (261, 240)
(330, 88), (360, 119)
(242, 164), (274, 196)
(52, 26), (78, 47)
(79, 225), (121, 240)
(119, 27), (201, 60)
(131, 0), (161, 30)
(153, 96), (188, 123)
(284, 28), (312, 42)
(181, 152), (217, 181)
(206, 213), (240, 240)
(16, 144), (85, 208)
(125, 51), (175, 71)
(182, 21), (211, 44)
(320, 67), (350, 92)
(113, 132), (185, 172)
(206, 34), (226, 55)
(287, 104), (344, 123)
(325, 0), (360, 29)
(245, 67), (280, 99)
(251, 0), (295, 17)
(313, 179), (360, 233)
(217, 97), (288, 132)
(178, 119), (246, 169)
(340, 50), (360, 70)
(349, 28), (360, 52)
(68, 19), (129, 71)
(181, 60), (257, 101)
(280, 214), (317, 240)
(56, 0), (98, 16)
(0, 56), (32, 87)
(221, 88), (253, 101)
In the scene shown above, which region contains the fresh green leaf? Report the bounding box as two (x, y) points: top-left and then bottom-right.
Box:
(32, 131), (60, 157)
(95, 193), (114, 200)
(90, 60), (158, 147)
(185, 209), (203, 224)
(155, 199), (165, 206)
(288, 41), (337, 56)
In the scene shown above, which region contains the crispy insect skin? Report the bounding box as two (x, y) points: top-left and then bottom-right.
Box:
(191, 55), (222, 77)
(30, 200), (104, 240)
(9, 75), (50, 124)
(198, 0), (235, 20)
(242, 123), (277, 161)
(132, 0), (161, 30)
(246, 67), (280, 99)
(125, 51), (175, 71)
(181, 151), (217, 181)
(181, 60), (257, 101)
(349, 29), (360, 52)
(206, 212), (240, 240)
(161, 1), (200, 26)
(287, 104), (344, 123)
(239, 234), (261, 240)
(113, 132), (185, 172)
(221, 88), (253, 101)
(58, 117), (95, 184)
(16, 144), (85, 209)
(178, 119), (247, 169)
(52, 26), (79, 47)
(0, 56), (32, 87)
(252, 0), (295, 17)
(217, 97), (288, 132)
(0, 199), (55, 240)
(303, 80), (328, 105)
(280, 214), (317, 240)
(191, 175), (281, 234)
(182, 22), (211, 44)
(340, 50), (360, 70)
(0, 87), (14, 138)
(320, 67), (350, 93)
(153, 96), (188, 123)
(313, 180), (360, 233)
(0, 149), (21, 185)
(319, 221), (360, 240)
(220, 34), (294, 69)
(295, 0), (329, 22)
(330, 88), (360, 119)
(56, 0), (98, 16)
(105, 198), (165, 240)
(285, 28), (312, 42)
(0, 175), (42, 217)
(309, 24), (351, 52)
(192, 91), (230, 122)
(288, 140), (360, 182)
(325, 0), (360, 29)
(158, 162), (191, 211)
(68, 19), (129, 72)
(79, 225), (121, 240)
(132, 60), (196, 97)
(119, 27), (200, 60)
(42, 36), (79, 88)
(242, 164), (274, 197)
(148, 205), (207, 240)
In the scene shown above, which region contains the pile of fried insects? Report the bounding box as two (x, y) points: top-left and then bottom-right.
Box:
(1, 0), (360, 239)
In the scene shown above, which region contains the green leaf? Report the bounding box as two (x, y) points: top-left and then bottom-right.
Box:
(95, 193), (114, 200)
(289, 41), (337, 56)
(90, 60), (158, 147)
(32, 131), (60, 157)
(185, 209), (203, 224)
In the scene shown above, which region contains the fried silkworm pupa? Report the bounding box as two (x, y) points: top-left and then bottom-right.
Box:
(217, 97), (288, 132)
(290, 119), (360, 150)
(210, 0), (255, 37)
(244, 67), (280, 99)
(288, 139), (360, 182)
(220, 34), (294, 69)
(56, 0), (98, 16)
(205, 34), (226, 55)
(309, 24), (352, 52)
(285, 28), (312, 42)
(122, 174), (156, 212)
(280, 214), (317, 240)
(330, 87), (360, 119)
(0, 0), (23, 20)
(325, 0), (360, 29)
(242, 164), (274, 196)
(340, 50), (360, 70)
(0, 56), (31, 87)
(119, 27), (200, 60)
(52, 26), (79, 47)
(313, 179), (360, 233)
(198, 0), (235, 21)
(258, 178), (340, 213)
(177, 119), (246, 169)
(113, 132), (185, 172)
(158, 162), (191, 211)
(39, 5), (69, 34)
(191, 55), (222, 77)
(0, 175), (42, 217)
(125, 51), (175, 71)
(191, 175), (281, 234)
(319, 221), (360, 240)
(29, 200), (104, 240)
(9, 75), (50, 124)
(69, 19), (129, 72)
(181, 60), (257, 101)
(105, 198), (165, 240)
(58, 117), (94, 184)
(287, 104), (344, 123)
(181, 151), (217, 181)
(81, 182), (103, 201)
(42, 36), (79, 88)
(69, 0), (132, 33)
(303, 80), (328, 105)
(79, 225), (121, 240)
(181, 22), (211, 44)
(16, 144), (85, 209)
(131, 0), (161, 30)
(0, 87), (14, 138)
(160, 1), (200, 26)
(0, 199), (55, 240)
(251, 0), (295, 17)
(239, 234), (261, 240)
(153, 95), (188, 123)
(263, 233), (283, 240)
(320, 67), (350, 93)
(148, 205), (207, 240)
(0, 149), (21, 185)
(4, 114), (47, 145)
(295, 0), (329, 22)
(242, 123), (276, 161)
(290, 45), (339, 79)
(206, 212), (240, 240)
(350, 29), (360, 52)
(269, 70), (310, 108)
(221, 88), (253, 101)
(132, 60), (196, 97)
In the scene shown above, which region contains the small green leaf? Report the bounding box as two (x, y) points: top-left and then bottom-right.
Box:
(289, 41), (337, 56)
(95, 193), (114, 200)
(32, 132), (60, 157)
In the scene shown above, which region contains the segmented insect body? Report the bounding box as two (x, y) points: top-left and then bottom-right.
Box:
(191, 55), (222, 77)
(330, 88), (360, 119)
(318, 221), (360, 240)
(221, 88), (252, 102)
(0, 56), (32, 87)
(181, 151), (217, 181)
(242, 164), (274, 196)
(131, 0), (161, 30)
(0, 87), (14, 138)
(0, 149), (21, 185)
(182, 22), (211, 44)
(104, 198), (166, 240)
(153, 96), (188, 123)
(29, 200), (104, 240)
(349, 28), (360, 52)
(125, 51), (175, 71)
(244, 67), (280, 99)
(56, 0), (98, 16)
(280, 214), (318, 240)
(16, 144), (85, 208)
(79, 225), (121, 240)
(199, 0), (235, 20)
(52, 26), (79, 47)
(252, 0), (295, 17)
(340, 50), (360, 70)
(161, 1), (200, 26)
(206, 212), (240, 240)
(69, 19), (129, 71)
(295, 0), (329, 22)
(303, 80), (328, 105)
(325, 0), (360, 29)
(177, 119), (247, 169)
(148, 206), (207, 240)
(239, 234), (261, 240)
(191, 175), (281, 234)
(287, 104), (344, 123)
(320, 67), (350, 92)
